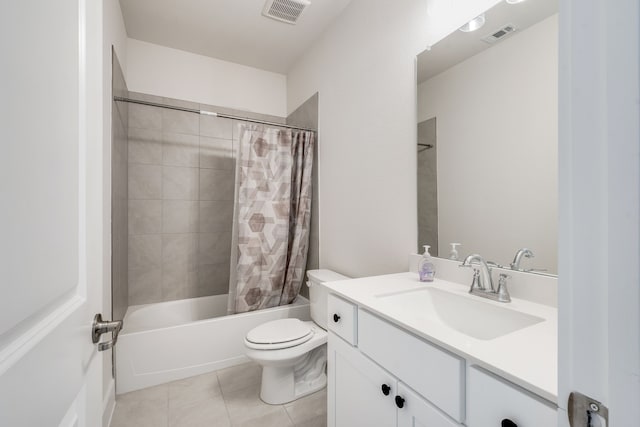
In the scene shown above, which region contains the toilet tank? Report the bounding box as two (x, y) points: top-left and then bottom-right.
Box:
(306, 269), (350, 330)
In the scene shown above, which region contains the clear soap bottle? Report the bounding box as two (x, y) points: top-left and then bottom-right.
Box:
(418, 245), (436, 282)
(449, 243), (461, 261)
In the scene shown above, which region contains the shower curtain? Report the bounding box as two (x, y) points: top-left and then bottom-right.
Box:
(227, 124), (314, 314)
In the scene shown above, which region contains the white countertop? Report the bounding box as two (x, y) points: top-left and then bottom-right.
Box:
(323, 272), (558, 404)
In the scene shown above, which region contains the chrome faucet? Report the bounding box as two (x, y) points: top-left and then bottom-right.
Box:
(460, 254), (511, 303)
(510, 248), (534, 271)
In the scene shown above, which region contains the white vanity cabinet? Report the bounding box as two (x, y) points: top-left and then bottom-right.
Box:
(328, 331), (459, 427)
(327, 294), (558, 427)
(466, 366), (557, 427)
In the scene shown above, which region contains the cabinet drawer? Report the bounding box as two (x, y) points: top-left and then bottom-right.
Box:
(467, 366), (557, 427)
(327, 294), (357, 345)
(358, 309), (465, 422)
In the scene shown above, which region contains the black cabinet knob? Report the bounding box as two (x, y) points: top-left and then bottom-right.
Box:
(395, 395), (405, 409)
(381, 384), (391, 396)
(502, 419), (517, 427)
(333, 314), (341, 323)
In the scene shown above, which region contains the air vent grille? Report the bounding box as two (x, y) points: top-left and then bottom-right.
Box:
(481, 24), (517, 44)
(262, 0), (311, 24)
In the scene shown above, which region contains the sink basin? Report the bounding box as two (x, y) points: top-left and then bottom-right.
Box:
(375, 287), (544, 340)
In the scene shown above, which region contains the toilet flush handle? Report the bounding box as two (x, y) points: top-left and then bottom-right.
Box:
(333, 314), (341, 323)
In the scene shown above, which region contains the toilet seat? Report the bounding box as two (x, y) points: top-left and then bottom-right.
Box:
(245, 318), (314, 350)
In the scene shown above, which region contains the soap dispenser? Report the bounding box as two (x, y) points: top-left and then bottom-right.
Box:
(418, 245), (436, 282)
(449, 243), (461, 261)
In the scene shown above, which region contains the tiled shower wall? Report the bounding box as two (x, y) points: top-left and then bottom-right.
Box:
(417, 117), (438, 256)
(112, 52), (129, 321)
(126, 92), (288, 305)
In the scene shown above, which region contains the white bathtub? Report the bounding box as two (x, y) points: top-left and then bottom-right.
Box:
(115, 294), (311, 394)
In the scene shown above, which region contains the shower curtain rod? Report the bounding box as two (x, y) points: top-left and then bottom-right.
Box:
(113, 96), (315, 132)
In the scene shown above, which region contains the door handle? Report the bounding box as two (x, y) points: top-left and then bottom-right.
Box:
(92, 313), (123, 351)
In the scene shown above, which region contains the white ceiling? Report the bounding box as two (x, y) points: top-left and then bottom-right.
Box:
(417, 0), (558, 83)
(119, 0), (352, 74)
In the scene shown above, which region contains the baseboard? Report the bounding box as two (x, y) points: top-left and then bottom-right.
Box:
(102, 378), (116, 427)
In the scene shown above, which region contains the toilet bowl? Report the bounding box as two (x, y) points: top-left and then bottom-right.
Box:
(244, 269), (349, 405)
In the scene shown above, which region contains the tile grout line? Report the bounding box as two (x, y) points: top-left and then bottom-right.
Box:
(282, 404), (297, 427)
(215, 371), (235, 426)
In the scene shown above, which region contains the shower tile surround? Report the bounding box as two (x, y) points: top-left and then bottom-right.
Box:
(126, 92), (292, 305)
(417, 117), (438, 256)
(112, 52), (129, 321)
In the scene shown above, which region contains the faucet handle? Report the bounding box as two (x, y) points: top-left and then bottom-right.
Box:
(497, 273), (511, 303)
(468, 268), (486, 291)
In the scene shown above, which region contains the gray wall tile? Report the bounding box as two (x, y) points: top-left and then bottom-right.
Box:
(199, 169), (234, 201)
(129, 234), (162, 270)
(163, 200), (199, 233)
(112, 51), (129, 320)
(200, 136), (233, 170)
(163, 166), (199, 200)
(162, 96), (199, 110)
(129, 267), (162, 305)
(200, 115), (232, 139)
(162, 109), (199, 135)
(162, 234), (198, 301)
(129, 128), (162, 165)
(129, 91), (164, 104)
(197, 263), (230, 297)
(162, 263), (198, 301)
(199, 201), (233, 233)
(198, 231), (232, 266)
(129, 164), (162, 199)
(129, 104), (162, 130)
(163, 132), (199, 167)
(129, 200), (162, 235)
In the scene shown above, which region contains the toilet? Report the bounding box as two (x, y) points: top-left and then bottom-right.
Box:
(244, 269), (349, 405)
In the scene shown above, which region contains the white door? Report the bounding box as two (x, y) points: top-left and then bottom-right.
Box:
(558, 0), (640, 426)
(0, 0), (106, 426)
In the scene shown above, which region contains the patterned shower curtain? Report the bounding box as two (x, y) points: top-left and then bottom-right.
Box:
(227, 124), (314, 314)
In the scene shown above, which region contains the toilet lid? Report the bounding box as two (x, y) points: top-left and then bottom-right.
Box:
(246, 318), (312, 345)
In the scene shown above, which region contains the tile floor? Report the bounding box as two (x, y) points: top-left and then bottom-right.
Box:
(110, 362), (327, 427)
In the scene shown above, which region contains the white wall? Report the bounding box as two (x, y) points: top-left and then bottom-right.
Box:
(286, 0), (499, 277)
(102, 0), (128, 425)
(126, 38), (287, 117)
(418, 15), (558, 272)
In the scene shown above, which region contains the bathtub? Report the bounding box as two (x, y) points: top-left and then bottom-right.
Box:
(115, 294), (310, 394)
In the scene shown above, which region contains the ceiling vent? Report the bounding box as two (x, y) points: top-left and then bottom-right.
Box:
(262, 0), (311, 24)
(481, 24), (517, 44)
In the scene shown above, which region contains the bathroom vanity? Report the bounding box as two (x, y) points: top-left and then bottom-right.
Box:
(323, 262), (558, 427)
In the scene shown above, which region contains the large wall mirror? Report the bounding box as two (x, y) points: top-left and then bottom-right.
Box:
(417, 0), (558, 274)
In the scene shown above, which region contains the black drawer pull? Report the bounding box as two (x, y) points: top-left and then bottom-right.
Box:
(333, 313), (341, 323)
(381, 384), (391, 396)
(502, 419), (517, 427)
(395, 395), (405, 409)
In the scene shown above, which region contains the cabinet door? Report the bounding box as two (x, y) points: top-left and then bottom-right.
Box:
(328, 332), (397, 427)
(397, 383), (461, 427)
(467, 366), (557, 427)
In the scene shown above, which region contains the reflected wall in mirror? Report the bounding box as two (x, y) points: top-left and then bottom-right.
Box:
(416, 0), (558, 274)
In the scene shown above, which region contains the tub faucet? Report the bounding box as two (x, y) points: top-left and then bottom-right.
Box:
(460, 254), (511, 303)
(510, 248), (534, 271)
